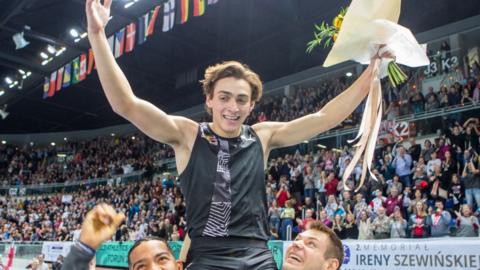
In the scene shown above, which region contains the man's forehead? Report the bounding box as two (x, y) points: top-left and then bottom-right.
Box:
(213, 78), (252, 94)
(298, 230), (324, 241)
(130, 240), (171, 260)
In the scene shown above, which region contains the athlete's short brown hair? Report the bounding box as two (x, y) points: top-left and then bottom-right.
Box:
(201, 61), (263, 114)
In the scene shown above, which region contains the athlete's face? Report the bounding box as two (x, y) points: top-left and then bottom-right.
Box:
(206, 77), (254, 138)
(129, 240), (182, 270)
(283, 230), (339, 270)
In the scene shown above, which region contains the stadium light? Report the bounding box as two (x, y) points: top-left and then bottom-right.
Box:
(70, 28), (79, 38)
(51, 142), (56, 146)
(47, 45), (56, 54)
(1, 140), (6, 145)
(55, 47), (66, 57)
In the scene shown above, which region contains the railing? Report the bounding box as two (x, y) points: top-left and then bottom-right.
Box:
(0, 170), (145, 196)
(286, 225), (293, 241)
(310, 103), (479, 142)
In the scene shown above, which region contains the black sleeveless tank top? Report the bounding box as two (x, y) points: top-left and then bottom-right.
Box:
(178, 123), (269, 241)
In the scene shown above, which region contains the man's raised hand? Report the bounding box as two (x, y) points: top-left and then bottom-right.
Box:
(86, 0), (112, 34)
(79, 203), (125, 250)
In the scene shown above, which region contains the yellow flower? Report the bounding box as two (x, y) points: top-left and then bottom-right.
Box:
(332, 33), (338, 42)
(333, 15), (343, 29)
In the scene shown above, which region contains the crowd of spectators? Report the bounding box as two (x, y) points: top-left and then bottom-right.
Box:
(265, 113), (480, 240)
(0, 115), (478, 243)
(0, 135), (173, 186)
(0, 177), (185, 243)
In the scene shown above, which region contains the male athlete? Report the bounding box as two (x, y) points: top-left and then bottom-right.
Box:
(86, 0), (388, 268)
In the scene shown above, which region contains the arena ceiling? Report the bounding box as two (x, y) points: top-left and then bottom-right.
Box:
(0, 0), (479, 134)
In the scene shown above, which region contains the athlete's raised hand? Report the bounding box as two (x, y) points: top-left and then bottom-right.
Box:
(86, 0), (112, 34)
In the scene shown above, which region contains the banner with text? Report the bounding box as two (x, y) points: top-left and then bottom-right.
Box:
(340, 238), (480, 270)
(42, 242), (74, 262)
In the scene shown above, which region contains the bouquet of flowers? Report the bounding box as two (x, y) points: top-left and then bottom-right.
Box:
(307, 0), (429, 191)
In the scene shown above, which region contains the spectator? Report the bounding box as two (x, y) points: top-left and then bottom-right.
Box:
(357, 210), (373, 240)
(430, 200), (452, 237)
(276, 180), (290, 208)
(455, 204), (479, 237)
(389, 207), (407, 238)
(385, 187), (403, 216)
(449, 174), (464, 214)
(38, 254), (48, 270)
(52, 255), (64, 270)
(303, 166), (315, 200)
(268, 201), (281, 233)
(439, 86), (449, 107)
(325, 195), (345, 219)
(280, 200), (295, 240)
(421, 139), (435, 162)
(353, 193), (369, 218)
(343, 213), (358, 239)
(472, 82), (480, 104)
(408, 137), (422, 162)
(296, 209), (315, 233)
(460, 88), (474, 106)
(426, 152), (441, 176)
(29, 258), (40, 270)
(461, 157), (480, 209)
(371, 207), (390, 239)
(392, 146), (413, 187)
(319, 210), (333, 229)
(409, 201), (431, 238)
(369, 189), (386, 214)
(332, 214), (345, 239)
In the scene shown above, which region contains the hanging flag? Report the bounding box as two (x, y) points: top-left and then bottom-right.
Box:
(72, 57), (80, 84)
(114, 27), (125, 58)
(79, 53), (87, 81)
(147, 6), (161, 36)
(163, 0), (175, 32)
(125, 23), (136, 53)
(193, 0), (205, 16)
(137, 13), (148, 45)
(207, 0), (218, 5)
(175, 0), (189, 24)
(107, 35), (115, 53)
(87, 48), (95, 75)
(63, 62), (72, 88)
(56, 66), (64, 91)
(48, 72), (56, 97)
(43, 76), (49, 99)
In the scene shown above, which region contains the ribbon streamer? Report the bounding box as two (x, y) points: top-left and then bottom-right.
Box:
(342, 58), (382, 192)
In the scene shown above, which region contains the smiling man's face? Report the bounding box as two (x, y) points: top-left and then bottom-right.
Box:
(284, 229), (340, 270)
